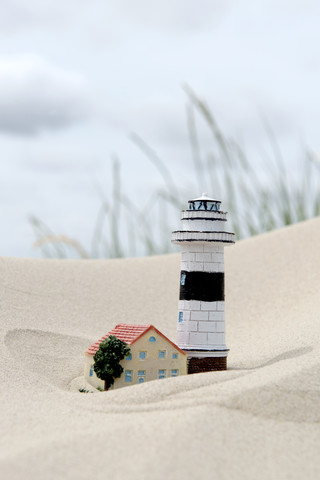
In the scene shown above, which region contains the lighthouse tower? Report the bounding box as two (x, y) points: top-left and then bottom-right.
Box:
(171, 193), (235, 373)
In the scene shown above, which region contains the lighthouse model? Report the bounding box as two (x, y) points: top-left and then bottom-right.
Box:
(171, 193), (235, 373)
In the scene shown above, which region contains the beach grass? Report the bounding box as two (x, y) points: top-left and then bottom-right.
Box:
(30, 89), (320, 258)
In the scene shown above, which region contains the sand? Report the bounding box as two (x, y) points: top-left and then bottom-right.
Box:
(1, 217), (320, 479)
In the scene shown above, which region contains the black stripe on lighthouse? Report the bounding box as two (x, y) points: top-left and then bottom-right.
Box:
(179, 270), (224, 302)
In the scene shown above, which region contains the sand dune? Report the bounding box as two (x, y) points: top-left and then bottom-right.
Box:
(5, 329), (90, 390)
(1, 218), (320, 479)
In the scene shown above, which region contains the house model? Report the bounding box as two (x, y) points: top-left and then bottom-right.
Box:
(85, 324), (187, 390)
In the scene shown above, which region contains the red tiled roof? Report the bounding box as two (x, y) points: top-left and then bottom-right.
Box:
(85, 324), (186, 356)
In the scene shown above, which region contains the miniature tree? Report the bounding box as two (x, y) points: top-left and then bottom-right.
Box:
(93, 335), (131, 391)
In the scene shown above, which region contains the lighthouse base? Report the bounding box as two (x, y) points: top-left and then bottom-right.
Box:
(184, 350), (228, 374)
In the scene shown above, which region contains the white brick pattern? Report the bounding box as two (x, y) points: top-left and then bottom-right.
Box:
(179, 245), (225, 273)
(177, 299), (226, 350)
(173, 199), (234, 354)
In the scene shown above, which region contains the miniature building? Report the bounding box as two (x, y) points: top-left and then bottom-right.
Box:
(171, 193), (235, 373)
(85, 324), (187, 390)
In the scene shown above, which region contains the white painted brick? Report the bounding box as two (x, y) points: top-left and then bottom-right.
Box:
(216, 322), (225, 332)
(193, 245), (204, 252)
(218, 263), (225, 273)
(183, 310), (191, 321)
(180, 261), (189, 271)
(189, 300), (201, 310)
(182, 252), (195, 261)
(178, 300), (185, 310)
(196, 252), (212, 262)
(191, 311), (209, 321)
(209, 311), (224, 321)
(185, 301), (193, 310)
(188, 321), (198, 331)
(214, 253), (224, 263)
(189, 261), (204, 271)
(198, 321), (217, 333)
(206, 262), (219, 272)
(208, 248), (221, 257)
(217, 301), (225, 312)
(189, 332), (207, 345)
(208, 332), (224, 345)
(176, 331), (187, 344)
(177, 323), (185, 332)
(183, 244), (203, 253)
(200, 301), (217, 311)
(219, 332), (225, 344)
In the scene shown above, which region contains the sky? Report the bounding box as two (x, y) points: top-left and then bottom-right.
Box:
(1, 0), (320, 257)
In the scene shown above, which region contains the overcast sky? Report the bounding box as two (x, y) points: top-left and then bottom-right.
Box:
(1, 0), (319, 257)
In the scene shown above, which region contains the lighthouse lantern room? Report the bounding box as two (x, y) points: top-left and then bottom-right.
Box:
(171, 193), (235, 373)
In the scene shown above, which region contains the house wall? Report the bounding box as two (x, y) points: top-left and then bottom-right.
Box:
(84, 328), (187, 390)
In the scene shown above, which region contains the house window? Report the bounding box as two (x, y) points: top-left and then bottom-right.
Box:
(89, 365), (94, 377)
(138, 370), (145, 383)
(125, 370), (132, 382)
(159, 350), (166, 359)
(139, 351), (147, 360)
(172, 353), (178, 359)
(171, 369), (178, 377)
(126, 353), (132, 360)
(180, 272), (186, 285)
(158, 369), (166, 379)
(178, 312), (183, 323)
(149, 336), (156, 342)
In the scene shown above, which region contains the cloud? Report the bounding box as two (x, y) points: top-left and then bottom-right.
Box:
(0, 55), (90, 135)
(0, 0), (233, 34)
(114, 0), (236, 32)
(0, 0), (88, 31)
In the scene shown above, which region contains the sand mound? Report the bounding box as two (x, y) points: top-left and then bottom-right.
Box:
(222, 362), (320, 423)
(1, 217), (320, 479)
(5, 329), (90, 390)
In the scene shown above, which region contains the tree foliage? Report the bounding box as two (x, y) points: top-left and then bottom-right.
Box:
(93, 335), (131, 390)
